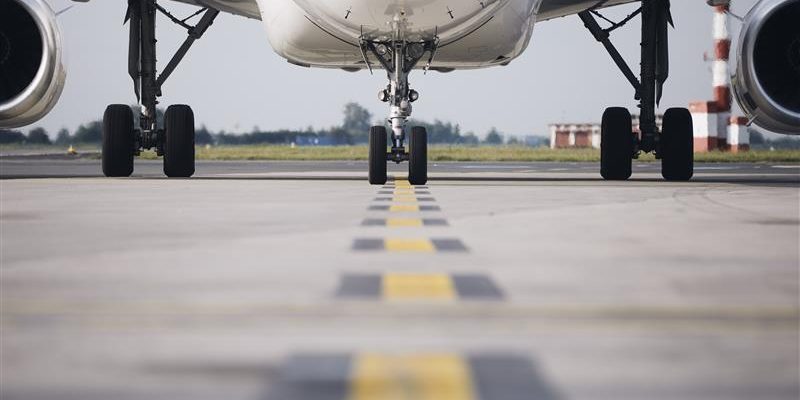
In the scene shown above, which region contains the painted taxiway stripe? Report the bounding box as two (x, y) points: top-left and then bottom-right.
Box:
(352, 238), (467, 252)
(351, 353), (474, 399)
(383, 273), (456, 300)
(361, 218), (449, 227)
(378, 190), (431, 195)
(385, 238), (436, 252)
(368, 205), (442, 212)
(265, 353), (552, 400)
(336, 273), (503, 300)
(382, 185), (429, 190)
(373, 197), (436, 202)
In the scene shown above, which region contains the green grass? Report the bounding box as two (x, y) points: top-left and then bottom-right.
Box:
(186, 145), (800, 163)
(4, 144), (800, 163)
(0, 144), (99, 153)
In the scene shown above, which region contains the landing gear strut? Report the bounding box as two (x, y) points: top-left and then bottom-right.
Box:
(579, 0), (693, 181)
(363, 14), (437, 185)
(102, 0), (218, 177)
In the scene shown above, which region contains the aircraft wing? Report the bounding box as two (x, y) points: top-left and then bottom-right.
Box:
(163, 0), (260, 18)
(70, 0), (261, 19)
(537, 0), (640, 20)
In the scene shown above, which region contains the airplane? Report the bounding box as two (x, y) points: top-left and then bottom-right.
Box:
(0, 0), (798, 184)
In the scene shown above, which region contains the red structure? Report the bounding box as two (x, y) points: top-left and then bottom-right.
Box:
(690, 0), (748, 152)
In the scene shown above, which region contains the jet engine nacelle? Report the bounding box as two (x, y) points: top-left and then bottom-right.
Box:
(0, 0), (66, 128)
(732, 0), (800, 135)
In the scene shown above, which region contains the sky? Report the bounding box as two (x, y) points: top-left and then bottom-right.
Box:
(32, 0), (764, 139)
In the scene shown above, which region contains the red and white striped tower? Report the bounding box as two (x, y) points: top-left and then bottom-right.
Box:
(712, 1), (733, 149)
(712, 1), (732, 113)
(691, 0), (733, 151)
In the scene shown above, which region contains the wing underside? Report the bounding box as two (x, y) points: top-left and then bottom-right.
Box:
(536, 0), (639, 21)
(167, 0), (260, 19)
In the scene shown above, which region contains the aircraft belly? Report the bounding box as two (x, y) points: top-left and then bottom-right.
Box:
(257, 0), (537, 69)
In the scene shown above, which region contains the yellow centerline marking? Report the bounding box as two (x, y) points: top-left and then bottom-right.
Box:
(386, 218), (424, 227)
(383, 273), (455, 299)
(350, 353), (475, 400)
(392, 196), (418, 203)
(384, 239), (435, 252)
(389, 205), (420, 212)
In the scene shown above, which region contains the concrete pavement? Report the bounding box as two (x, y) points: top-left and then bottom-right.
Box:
(1, 159), (798, 399)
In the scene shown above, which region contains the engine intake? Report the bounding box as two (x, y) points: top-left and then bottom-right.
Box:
(0, 0), (66, 128)
(733, 0), (800, 134)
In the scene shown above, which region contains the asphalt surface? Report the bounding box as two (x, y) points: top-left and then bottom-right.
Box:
(1, 157), (799, 400)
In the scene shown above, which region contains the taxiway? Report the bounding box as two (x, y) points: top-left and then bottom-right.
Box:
(1, 158), (798, 399)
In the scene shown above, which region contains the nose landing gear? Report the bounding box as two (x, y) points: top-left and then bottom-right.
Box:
(362, 21), (437, 185)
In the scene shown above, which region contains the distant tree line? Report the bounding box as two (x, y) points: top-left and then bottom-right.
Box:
(1, 102), (546, 147)
(11, 102), (796, 149)
(748, 129), (800, 150)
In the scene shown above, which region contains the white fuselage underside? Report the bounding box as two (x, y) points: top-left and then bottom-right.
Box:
(176, 0), (634, 70)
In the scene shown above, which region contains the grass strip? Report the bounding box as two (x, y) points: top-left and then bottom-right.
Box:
(4, 144), (799, 163)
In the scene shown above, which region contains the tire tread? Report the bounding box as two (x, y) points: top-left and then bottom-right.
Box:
(102, 104), (134, 177)
(368, 126), (387, 185)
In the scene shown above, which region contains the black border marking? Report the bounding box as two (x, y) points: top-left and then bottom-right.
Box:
(452, 274), (504, 300)
(352, 238), (384, 251)
(431, 238), (468, 252)
(336, 274), (381, 298)
(469, 354), (562, 400)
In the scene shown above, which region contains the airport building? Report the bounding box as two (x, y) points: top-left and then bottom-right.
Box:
(549, 114), (662, 149)
(549, 123), (600, 149)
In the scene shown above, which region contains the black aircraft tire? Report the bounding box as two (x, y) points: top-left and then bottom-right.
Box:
(600, 107), (633, 180)
(102, 104), (135, 177)
(163, 105), (195, 178)
(661, 107), (694, 181)
(408, 126), (428, 185)
(368, 125), (387, 185)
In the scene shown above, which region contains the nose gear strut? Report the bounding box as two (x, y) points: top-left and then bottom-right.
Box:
(360, 14), (438, 165)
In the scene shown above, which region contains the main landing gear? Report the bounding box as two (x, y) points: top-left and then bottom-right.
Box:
(363, 15), (437, 185)
(102, 0), (218, 178)
(580, 0), (693, 181)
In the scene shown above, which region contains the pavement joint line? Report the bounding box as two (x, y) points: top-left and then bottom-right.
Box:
(372, 197), (436, 202)
(336, 273), (504, 300)
(380, 186), (429, 190)
(378, 190), (431, 195)
(352, 238), (468, 252)
(361, 218), (449, 227)
(3, 301), (798, 326)
(265, 353), (554, 400)
(368, 205), (442, 212)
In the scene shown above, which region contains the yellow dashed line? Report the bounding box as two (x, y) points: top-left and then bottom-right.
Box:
(384, 238), (435, 252)
(394, 181), (412, 187)
(383, 273), (455, 300)
(392, 196), (418, 203)
(386, 218), (424, 227)
(350, 353), (475, 400)
(389, 204), (420, 212)
(394, 189), (415, 195)
(383, 275), (455, 300)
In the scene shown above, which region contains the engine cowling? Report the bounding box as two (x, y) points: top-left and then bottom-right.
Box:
(0, 0), (66, 128)
(732, 0), (800, 135)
